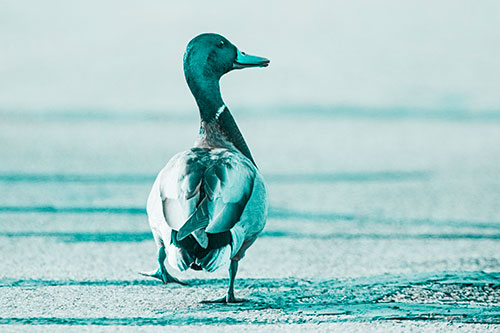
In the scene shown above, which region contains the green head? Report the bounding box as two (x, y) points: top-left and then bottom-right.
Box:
(183, 33), (269, 121)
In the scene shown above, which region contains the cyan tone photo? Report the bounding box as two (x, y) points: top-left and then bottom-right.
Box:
(1, 1), (499, 331)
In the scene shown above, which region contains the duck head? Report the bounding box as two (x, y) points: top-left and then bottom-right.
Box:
(184, 33), (269, 164)
(184, 33), (269, 120)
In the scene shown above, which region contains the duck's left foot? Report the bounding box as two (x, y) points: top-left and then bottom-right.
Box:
(140, 268), (188, 285)
(141, 246), (188, 285)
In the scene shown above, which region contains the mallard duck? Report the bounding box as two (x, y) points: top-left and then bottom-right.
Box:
(142, 33), (269, 303)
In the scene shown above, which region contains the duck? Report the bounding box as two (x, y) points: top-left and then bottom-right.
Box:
(142, 33), (269, 303)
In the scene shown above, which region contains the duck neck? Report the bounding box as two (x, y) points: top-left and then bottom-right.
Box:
(187, 76), (224, 122)
(188, 76), (256, 166)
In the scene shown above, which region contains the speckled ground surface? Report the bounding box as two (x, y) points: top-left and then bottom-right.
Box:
(1, 113), (499, 330)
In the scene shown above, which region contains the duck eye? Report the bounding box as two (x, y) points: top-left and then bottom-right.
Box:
(217, 40), (225, 48)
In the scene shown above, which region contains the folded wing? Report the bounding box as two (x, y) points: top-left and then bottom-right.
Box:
(159, 148), (255, 241)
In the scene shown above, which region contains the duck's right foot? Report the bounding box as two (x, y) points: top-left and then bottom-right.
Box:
(200, 294), (247, 304)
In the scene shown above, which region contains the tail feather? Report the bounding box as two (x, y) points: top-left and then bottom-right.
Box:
(177, 196), (210, 241)
(191, 229), (209, 249)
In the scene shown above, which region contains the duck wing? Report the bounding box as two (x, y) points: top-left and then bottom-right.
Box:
(158, 148), (261, 247)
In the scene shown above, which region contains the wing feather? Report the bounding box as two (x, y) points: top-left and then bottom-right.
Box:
(159, 148), (256, 234)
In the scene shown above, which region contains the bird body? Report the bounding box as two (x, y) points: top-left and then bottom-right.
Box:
(143, 33), (269, 302)
(147, 142), (267, 272)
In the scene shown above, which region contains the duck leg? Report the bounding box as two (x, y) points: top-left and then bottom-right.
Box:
(140, 246), (187, 285)
(202, 260), (247, 303)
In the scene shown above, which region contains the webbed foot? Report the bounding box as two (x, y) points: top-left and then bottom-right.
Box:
(201, 260), (246, 304)
(141, 246), (187, 285)
(140, 268), (187, 285)
(201, 294), (247, 304)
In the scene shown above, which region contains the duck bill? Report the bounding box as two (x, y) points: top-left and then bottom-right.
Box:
(233, 49), (270, 69)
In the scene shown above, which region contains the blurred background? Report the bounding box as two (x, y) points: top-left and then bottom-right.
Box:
(1, 0), (500, 326)
(1, 0), (500, 114)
